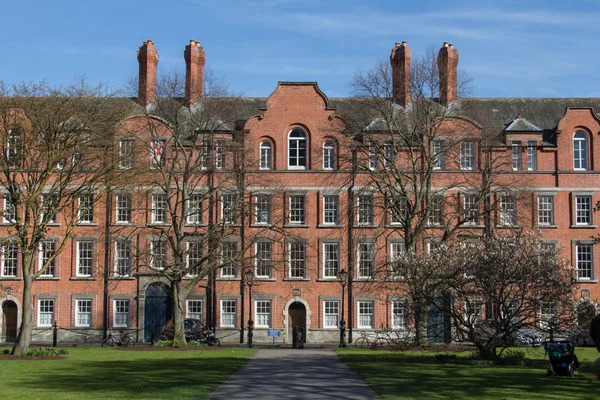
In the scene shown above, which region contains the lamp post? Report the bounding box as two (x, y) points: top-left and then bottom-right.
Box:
(245, 269), (254, 348)
(338, 269), (348, 348)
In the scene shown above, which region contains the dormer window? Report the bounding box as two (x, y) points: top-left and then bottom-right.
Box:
(288, 129), (307, 170)
(573, 131), (588, 171)
(260, 140), (272, 170)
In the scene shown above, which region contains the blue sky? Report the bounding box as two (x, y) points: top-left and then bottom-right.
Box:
(1, 0), (599, 98)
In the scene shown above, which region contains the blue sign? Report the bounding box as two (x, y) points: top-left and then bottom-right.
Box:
(267, 329), (281, 337)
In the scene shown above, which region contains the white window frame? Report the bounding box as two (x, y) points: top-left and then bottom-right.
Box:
(323, 242), (340, 279)
(151, 193), (167, 224)
(323, 140), (335, 170)
(500, 195), (517, 226)
(115, 194), (131, 224)
(119, 139), (134, 170)
(357, 195), (374, 225)
(289, 195), (305, 224)
(187, 241), (203, 276)
(42, 194), (57, 224)
(1, 241), (18, 277)
(220, 242), (238, 278)
(384, 141), (395, 170)
(255, 241), (272, 278)
(150, 139), (166, 168)
(78, 194), (94, 223)
(186, 299), (203, 320)
(512, 143), (522, 171)
(220, 299), (237, 328)
(357, 301), (374, 329)
(37, 299), (55, 327)
(255, 195), (271, 225)
(114, 240), (132, 277)
(323, 195), (338, 225)
(260, 140), (273, 170)
(527, 141), (537, 171)
(573, 131), (588, 171)
(113, 299), (130, 327)
(39, 239), (57, 277)
(575, 195), (592, 225)
(390, 242), (405, 278)
(289, 242), (306, 278)
(460, 141), (476, 171)
(324, 300), (340, 329)
(187, 194), (203, 224)
(368, 142), (378, 171)
(75, 299), (92, 327)
(537, 195), (554, 226)
(3, 194), (15, 223)
(288, 128), (307, 170)
(357, 242), (374, 278)
(76, 240), (93, 277)
(255, 300), (272, 328)
(215, 141), (226, 170)
(463, 195), (479, 226)
(221, 193), (238, 224)
(392, 299), (408, 329)
(150, 239), (167, 270)
(432, 140), (444, 170)
(428, 195), (443, 226)
(576, 243), (593, 280)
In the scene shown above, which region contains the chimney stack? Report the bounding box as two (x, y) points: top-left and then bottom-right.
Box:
(437, 42), (459, 104)
(137, 40), (159, 106)
(184, 40), (206, 105)
(390, 41), (411, 107)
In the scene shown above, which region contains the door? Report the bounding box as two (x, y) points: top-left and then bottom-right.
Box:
(2, 301), (18, 341)
(427, 296), (446, 344)
(144, 284), (172, 342)
(289, 301), (307, 344)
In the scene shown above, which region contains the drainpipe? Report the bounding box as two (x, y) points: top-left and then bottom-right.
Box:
(103, 190), (112, 340)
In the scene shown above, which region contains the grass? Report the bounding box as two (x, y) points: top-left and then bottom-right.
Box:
(0, 346), (256, 400)
(337, 346), (600, 400)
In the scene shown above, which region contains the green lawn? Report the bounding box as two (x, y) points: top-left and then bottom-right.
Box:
(337, 347), (600, 400)
(0, 346), (256, 400)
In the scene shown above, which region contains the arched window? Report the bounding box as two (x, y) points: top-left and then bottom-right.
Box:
(573, 131), (589, 170)
(260, 140), (272, 170)
(288, 128), (307, 169)
(322, 140), (335, 170)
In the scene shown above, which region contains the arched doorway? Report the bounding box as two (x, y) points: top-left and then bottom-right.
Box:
(2, 300), (18, 342)
(144, 284), (172, 342)
(289, 301), (306, 344)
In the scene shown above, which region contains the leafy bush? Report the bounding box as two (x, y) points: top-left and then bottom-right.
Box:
(154, 339), (207, 348)
(22, 347), (68, 357)
(3, 349), (9, 354)
(188, 340), (207, 347)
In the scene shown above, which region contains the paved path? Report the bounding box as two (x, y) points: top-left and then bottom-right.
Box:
(208, 347), (378, 400)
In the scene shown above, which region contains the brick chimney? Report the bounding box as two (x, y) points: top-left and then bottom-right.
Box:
(390, 41), (411, 107)
(184, 40), (206, 105)
(137, 40), (159, 106)
(437, 42), (459, 104)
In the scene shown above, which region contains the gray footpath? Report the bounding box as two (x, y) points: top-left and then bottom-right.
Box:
(208, 347), (379, 400)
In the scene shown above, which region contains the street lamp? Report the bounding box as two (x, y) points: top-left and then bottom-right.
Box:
(338, 269), (348, 348)
(245, 269), (254, 348)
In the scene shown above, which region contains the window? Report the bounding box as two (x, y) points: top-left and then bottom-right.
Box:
(357, 242), (374, 278)
(500, 195), (517, 226)
(255, 300), (271, 328)
(187, 299), (203, 320)
(38, 299), (54, 327)
(260, 141), (273, 170)
(220, 300), (236, 327)
(114, 240), (132, 276)
(384, 142), (395, 169)
(76, 240), (93, 277)
(466, 299), (484, 325)
(3, 194), (15, 223)
(288, 128), (307, 169)
(72, 152), (82, 169)
(220, 242), (238, 278)
(323, 140), (335, 170)
(151, 139), (166, 168)
(256, 242), (272, 278)
(527, 141), (537, 171)
(289, 195), (305, 224)
(460, 141), (476, 170)
(357, 301), (374, 329)
(76, 299), (92, 327)
(7, 127), (23, 166)
(537, 196), (554, 226)
(201, 139), (211, 170)
(540, 303), (557, 329)
(573, 131), (588, 170)
(39, 239), (56, 277)
(575, 195), (592, 225)
(368, 142), (378, 171)
(512, 143), (522, 171)
(255, 195), (271, 225)
(1, 242), (17, 277)
(576, 243), (593, 280)
(215, 141), (226, 170)
(115, 195), (131, 224)
(323, 195), (338, 225)
(432, 140), (445, 170)
(221, 194), (238, 224)
(392, 300), (408, 329)
(187, 241), (203, 276)
(463, 195), (479, 225)
(289, 242), (306, 278)
(42, 194), (57, 224)
(390, 242), (405, 277)
(390, 196), (407, 225)
(187, 194), (203, 224)
(78, 194), (94, 223)
(357, 195), (374, 225)
(114, 299), (130, 327)
(323, 242), (340, 278)
(428, 195), (443, 226)
(150, 240), (167, 270)
(151, 193), (167, 224)
(324, 301), (339, 329)
(119, 139), (134, 169)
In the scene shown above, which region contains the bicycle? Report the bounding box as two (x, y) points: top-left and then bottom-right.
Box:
(354, 330), (389, 348)
(101, 329), (136, 347)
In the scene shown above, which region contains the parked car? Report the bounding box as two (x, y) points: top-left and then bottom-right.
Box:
(161, 318), (206, 341)
(510, 327), (545, 347)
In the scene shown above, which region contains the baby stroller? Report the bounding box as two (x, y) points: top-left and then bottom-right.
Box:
(544, 338), (579, 376)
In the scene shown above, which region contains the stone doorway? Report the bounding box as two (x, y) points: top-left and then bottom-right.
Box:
(144, 283), (172, 342)
(289, 301), (307, 344)
(2, 300), (18, 342)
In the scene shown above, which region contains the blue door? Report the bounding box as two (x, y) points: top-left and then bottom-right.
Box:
(427, 296), (446, 344)
(144, 284), (172, 342)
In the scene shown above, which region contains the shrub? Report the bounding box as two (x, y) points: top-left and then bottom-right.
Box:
(22, 347), (68, 357)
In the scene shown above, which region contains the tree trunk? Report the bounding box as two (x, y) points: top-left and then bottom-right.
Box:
(11, 274), (34, 355)
(172, 281), (187, 345)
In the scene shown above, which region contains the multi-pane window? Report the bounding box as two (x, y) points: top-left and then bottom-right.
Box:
(288, 129), (307, 169)
(527, 141), (537, 171)
(215, 141), (226, 170)
(573, 131), (588, 170)
(357, 242), (374, 278)
(3, 194), (15, 223)
(323, 242), (340, 278)
(187, 194), (203, 224)
(119, 139), (134, 169)
(537, 196), (554, 226)
(466, 299), (484, 325)
(289, 242), (306, 278)
(114, 240), (132, 276)
(114, 299), (130, 327)
(222, 194), (238, 224)
(42, 194), (57, 224)
(512, 143), (522, 171)
(575, 195), (592, 225)
(39, 239), (56, 277)
(576, 244), (593, 280)
(540, 302), (557, 329)
(390, 196), (407, 225)
(38, 299), (54, 327)
(463, 195), (479, 225)
(324, 301), (340, 329)
(255, 195), (271, 225)
(323, 195), (338, 225)
(369, 142), (378, 171)
(432, 140), (445, 170)
(78, 194), (94, 223)
(428, 196), (443, 226)
(151, 139), (166, 168)
(186, 299), (203, 320)
(201, 139), (211, 170)
(260, 141), (272, 170)
(289, 195), (305, 224)
(220, 242), (238, 278)
(77, 240), (93, 277)
(460, 141), (476, 170)
(323, 141), (335, 170)
(390, 242), (406, 277)
(220, 300), (236, 327)
(384, 142), (395, 169)
(1, 242), (18, 277)
(255, 241), (272, 278)
(357, 195), (374, 225)
(150, 240), (167, 270)
(7, 128), (23, 166)
(500, 195), (517, 226)
(115, 195), (131, 224)
(76, 299), (92, 327)
(255, 300), (272, 328)
(357, 301), (374, 329)
(392, 300), (408, 329)
(187, 241), (203, 276)
(151, 193), (167, 224)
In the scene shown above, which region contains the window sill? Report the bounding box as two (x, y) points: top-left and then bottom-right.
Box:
(570, 225), (597, 229)
(37, 276), (60, 280)
(0, 276), (21, 280)
(317, 224), (345, 228)
(222, 223), (242, 227)
(185, 223), (207, 227)
(109, 276), (136, 280)
(461, 224), (485, 229)
(47, 223), (60, 227)
(353, 225), (379, 229)
(496, 225), (520, 229)
(250, 223), (273, 228)
(217, 277), (241, 281)
(284, 224), (310, 228)
(575, 279), (598, 283)
(114, 222), (134, 226)
(147, 223), (171, 227)
(254, 277), (276, 281)
(283, 277), (310, 281)
(77, 222), (98, 226)
(316, 278), (341, 282)
(70, 277), (98, 281)
(536, 224), (558, 229)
